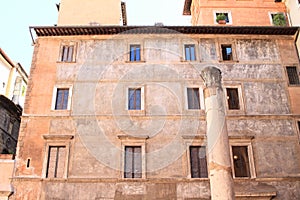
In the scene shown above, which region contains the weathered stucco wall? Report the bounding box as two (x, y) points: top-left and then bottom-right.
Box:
(13, 33), (300, 199)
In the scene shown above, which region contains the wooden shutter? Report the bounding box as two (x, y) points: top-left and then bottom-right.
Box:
(46, 146), (66, 178)
(124, 146), (142, 178)
(61, 45), (74, 62)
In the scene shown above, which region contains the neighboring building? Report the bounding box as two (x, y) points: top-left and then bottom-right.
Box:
(183, 0), (288, 26)
(284, 0), (300, 26)
(0, 48), (28, 108)
(283, 0), (300, 58)
(0, 48), (27, 154)
(0, 49), (26, 200)
(57, 0), (127, 26)
(12, 0), (300, 200)
(0, 95), (22, 154)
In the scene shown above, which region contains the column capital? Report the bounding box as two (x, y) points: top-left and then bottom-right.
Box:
(201, 67), (222, 88)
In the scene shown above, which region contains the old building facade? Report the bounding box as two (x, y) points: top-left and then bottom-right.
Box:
(12, 25), (300, 199)
(183, 0), (288, 26)
(12, 0), (300, 199)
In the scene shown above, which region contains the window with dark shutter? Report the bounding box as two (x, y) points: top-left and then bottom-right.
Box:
(130, 45), (141, 61)
(190, 146), (208, 178)
(187, 88), (200, 109)
(61, 45), (74, 62)
(46, 146), (66, 178)
(226, 88), (240, 110)
(286, 66), (300, 85)
(55, 88), (69, 110)
(297, 121), (300, 132)
(232, 146), (250, 178)
(124, 146), (142, 178)
(128, 88), (141, 110)
(184, 44), (196, 61)
(221, 44), (232, 61)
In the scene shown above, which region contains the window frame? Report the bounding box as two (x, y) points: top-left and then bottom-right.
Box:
(229, 138), (256, 179)
(42, 135), (73, 179)
(51, 85), (73, 111)
(186, 87), (204, 110)
(184, 44), (197, 61)
(218, 41), (237, 62)
(127, 86), (144, 111)
(45, 145), (67, 178)
(269, 12), (287, 26)
(226, 87), (240, 110)
(285, 66), (300, 86)
(58, 42), (77, 63)
(189, 145), (208, 178)
(221, 44), (233, 61)
(124, 146), (142, 178)
(118, 135), (148, 179)
(224, 85), (244, 113)
(129, 44), (142, 62)
(214, 11), (232, 25)
(182, 136), (208, 179)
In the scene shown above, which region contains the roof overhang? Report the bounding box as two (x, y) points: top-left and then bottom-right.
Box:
(30, 26), (299, 37)
(183, 0), (192, 15)
(0, 48), (15, 68)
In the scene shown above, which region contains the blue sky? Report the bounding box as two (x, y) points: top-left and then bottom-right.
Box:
(0, 0), (190, 73)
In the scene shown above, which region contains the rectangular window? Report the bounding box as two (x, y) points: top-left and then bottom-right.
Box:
(128, 88), (141, 110)
(286, 66), (300, 85)
(187, 88), (200, 109)
(46, 146), (66, 178)
(221, 44), (232, 61)
(232, 146), (251, 178)
(130, 45), (141, 61)
(184, 44), (196, 61)
(190, 146), (208, 178)
(271, 13), (287, 26)
(61, 45), (74, 62)
(124, 146), (142, 178)
(226, 88), (240, 110)
(216, 12), (229, 23)
(55, 88), (69, 110)
(297, 121), (300, 132)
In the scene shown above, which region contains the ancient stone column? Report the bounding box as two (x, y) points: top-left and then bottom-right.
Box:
(201, 67), (235, 200)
